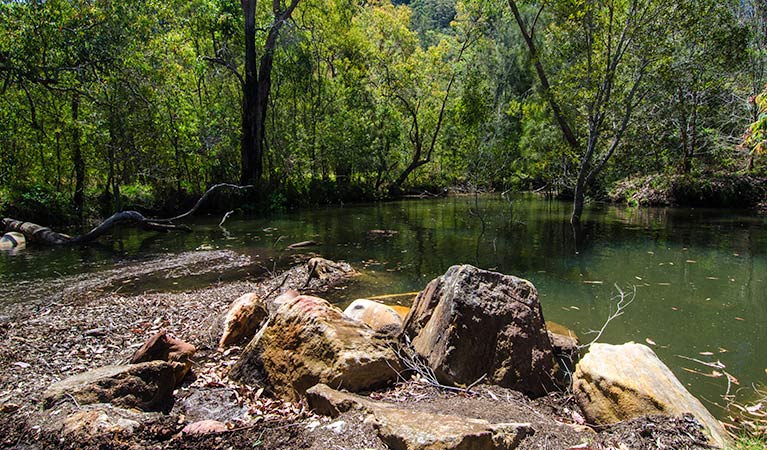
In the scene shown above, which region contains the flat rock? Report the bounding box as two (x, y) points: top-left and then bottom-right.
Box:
(130, 330), (196, 382)
(62, 404), (150, 438)
(344, 299), (403, 335)
(401, 265), (555, 397)
(219, 293), (268, 349)
(176, 386), (249, 423)
(43, 361), (179, 411)
(228, 294), (401, 401)
(307, 384), (533, 450)
(572, 342), (730, 448)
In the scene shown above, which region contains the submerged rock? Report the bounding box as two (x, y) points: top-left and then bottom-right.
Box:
(344, 299), (403, 335)
(219, 293), (268, 349)
(130, 330), (196, 382)
(401, 265), (555, 397)
(228, 294), (401, 401)
(42, 361), (179, 411)
(572, 342), (730, 448)
(307, 384), (534, 450)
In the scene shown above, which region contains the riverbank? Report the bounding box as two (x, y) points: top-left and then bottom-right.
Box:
(607, 173), (767, 209)
(0, 252), (739, 449)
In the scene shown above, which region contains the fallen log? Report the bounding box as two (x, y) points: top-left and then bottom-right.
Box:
(1, 184), (253, 246)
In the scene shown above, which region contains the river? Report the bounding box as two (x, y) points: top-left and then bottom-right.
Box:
(1, 194), (765, 414)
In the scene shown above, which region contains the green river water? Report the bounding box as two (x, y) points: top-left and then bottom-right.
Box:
(1, 194), (765, 415)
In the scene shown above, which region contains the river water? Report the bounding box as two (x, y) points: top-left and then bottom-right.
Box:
(1, 194), (765, 413)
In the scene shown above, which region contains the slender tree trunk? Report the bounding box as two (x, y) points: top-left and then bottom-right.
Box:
(239, 0), (300, 187)
(72, 94), (85, 221)
(240, 0), (260, 186)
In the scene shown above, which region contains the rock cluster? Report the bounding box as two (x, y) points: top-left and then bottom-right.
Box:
(228, 291), (402, 400)
(36, 259), (729, 449)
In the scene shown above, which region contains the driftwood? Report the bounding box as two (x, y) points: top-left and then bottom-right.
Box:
(2, 184), (253, 246)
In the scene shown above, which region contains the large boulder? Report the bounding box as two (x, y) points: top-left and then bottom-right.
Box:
(344, 299), (403, 335)
(130, 330), (196, 382)
(307, 384), (533, 450)
(401, 265), (555, 397)
(219, 293), (268, 349)
(228, 294), (401, 401)
(42, 361), (179, 411)
(572, 342), (730, 448)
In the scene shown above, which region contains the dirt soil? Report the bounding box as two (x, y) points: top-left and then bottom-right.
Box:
(0, 251), (716, 449)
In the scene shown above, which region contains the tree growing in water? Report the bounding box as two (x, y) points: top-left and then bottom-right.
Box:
(506, 0), (673, 224)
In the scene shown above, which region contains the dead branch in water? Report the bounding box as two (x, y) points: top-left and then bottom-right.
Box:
(2, 184), (253, 245)
(578, 284), (636, 350)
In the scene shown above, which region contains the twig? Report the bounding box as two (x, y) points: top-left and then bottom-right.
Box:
(465, 373), (487, 392)
(219, 210), (234, 227)
(578, 284), (636, 350)
(167, 183), (253, 222)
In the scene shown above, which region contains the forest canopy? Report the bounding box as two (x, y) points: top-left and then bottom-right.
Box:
(1, 0), (765, 224)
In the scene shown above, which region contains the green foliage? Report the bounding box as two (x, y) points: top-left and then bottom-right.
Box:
(0, 0), (762, 223)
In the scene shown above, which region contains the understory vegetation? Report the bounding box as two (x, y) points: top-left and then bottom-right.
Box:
(2, 0), (767, 224)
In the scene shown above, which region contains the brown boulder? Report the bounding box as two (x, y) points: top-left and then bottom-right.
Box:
(572, 342), (730, 448)
(43, 361), (179, 411)
(130, 330), (196, 382)
(228, 294), (401, 401)
(344, 299), (403, 335)
(306, 384), (533, 450)
(401, 265), (555, 397)
(219, 293), (268, 349)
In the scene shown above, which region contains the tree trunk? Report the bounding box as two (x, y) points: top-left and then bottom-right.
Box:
(72, 93), (85, 222)
(571, 180), (586, 226)
(239, 0), (300, 187)
(240, 0), (261, 186)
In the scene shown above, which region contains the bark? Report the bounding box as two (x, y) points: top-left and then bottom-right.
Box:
(72, 93), (85, 222)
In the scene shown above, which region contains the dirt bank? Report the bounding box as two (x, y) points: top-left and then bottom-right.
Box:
(0, 252), (714, 449)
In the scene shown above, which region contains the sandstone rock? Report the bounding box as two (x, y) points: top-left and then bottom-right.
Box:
(572, 342), (730, 448)
(344, 299), (403, 335)
(401, 265), (555, 397)
(43, 361), (179, 411)
(307, 384), (534, 450)
(62, 404), (149, 438)
(130, 330), (196, 382)
(228, 294), (401, 401)
(0, 232), (25, 249)
(219, 293), (268, 349)
(182, 419), (228, 435)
